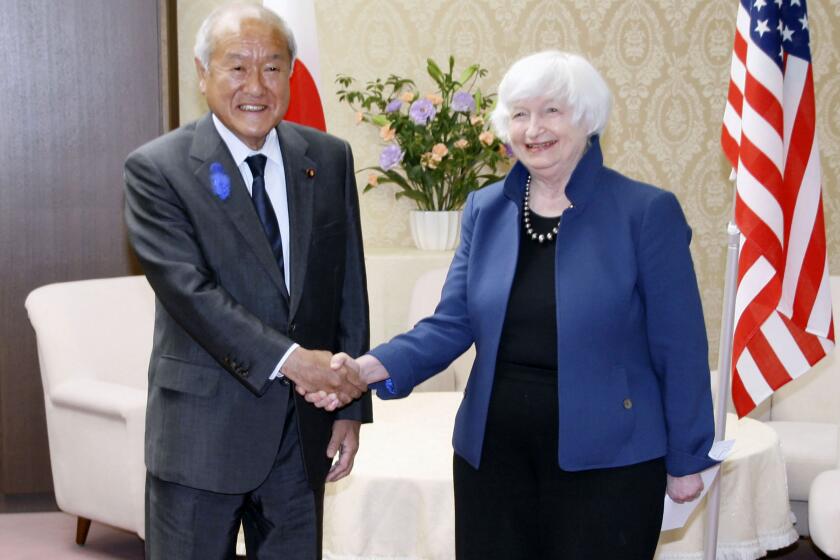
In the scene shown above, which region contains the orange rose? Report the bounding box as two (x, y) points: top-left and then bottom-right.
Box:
(431, 143), (449, 160)
(421, 152), (439, 169)
(479, 131), (495, 145)
(379, 124), (395, 142)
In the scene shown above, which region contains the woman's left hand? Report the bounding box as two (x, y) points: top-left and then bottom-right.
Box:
(666, 473), (704, 503)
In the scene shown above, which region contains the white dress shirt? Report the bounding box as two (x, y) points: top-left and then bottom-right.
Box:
(212, 115), (298, 379)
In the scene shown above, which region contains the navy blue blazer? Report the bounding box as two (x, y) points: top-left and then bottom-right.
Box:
(371, 139), (717, 477)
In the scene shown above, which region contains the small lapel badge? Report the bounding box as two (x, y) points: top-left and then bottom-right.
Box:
(209, 161), (231, 200)
(306, 168), (316, 178)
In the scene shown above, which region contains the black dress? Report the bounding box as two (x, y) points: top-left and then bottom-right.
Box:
(453, 212), (666, 560)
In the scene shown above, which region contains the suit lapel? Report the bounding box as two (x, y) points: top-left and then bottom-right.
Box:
(278, 122), (317, 320)
(189, 114), (288, 297)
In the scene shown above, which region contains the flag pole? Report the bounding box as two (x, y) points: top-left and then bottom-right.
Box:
(702, 184), (741, 559)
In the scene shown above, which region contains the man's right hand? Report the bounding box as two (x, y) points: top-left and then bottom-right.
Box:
(280, 348), (366, 406)
(305, 353), (389, 411)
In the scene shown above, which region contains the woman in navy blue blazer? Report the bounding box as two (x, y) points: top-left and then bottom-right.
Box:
(320, 51), (718, 559)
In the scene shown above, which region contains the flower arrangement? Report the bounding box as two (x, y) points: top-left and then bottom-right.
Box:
(337, 57), (510, 211)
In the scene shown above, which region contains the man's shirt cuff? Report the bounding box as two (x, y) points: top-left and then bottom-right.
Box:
(268, 343), (300, 380)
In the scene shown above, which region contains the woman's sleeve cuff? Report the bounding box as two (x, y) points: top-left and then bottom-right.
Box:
(368, 347), (415, 400)
(666, 447), (721, 477)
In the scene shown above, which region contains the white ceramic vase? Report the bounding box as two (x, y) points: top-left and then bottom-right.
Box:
(409, 210), (461, 251)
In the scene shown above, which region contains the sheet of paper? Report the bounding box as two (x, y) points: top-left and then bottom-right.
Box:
(661, 439), (735, 531)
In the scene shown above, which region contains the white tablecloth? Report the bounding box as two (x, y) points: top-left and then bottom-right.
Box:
(655, 414), (798, 560)
(320, 394), (796, 560)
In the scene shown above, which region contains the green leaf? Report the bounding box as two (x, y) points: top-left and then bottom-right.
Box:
(426, 58), (445, 86)
(395, 189), (428, 203)
(382, 169), (413, 190)
(370, 114), (389, 127)
(458, 64), (478, 86)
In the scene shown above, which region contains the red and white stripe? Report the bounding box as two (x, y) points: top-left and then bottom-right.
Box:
(721, 1), (833, 417)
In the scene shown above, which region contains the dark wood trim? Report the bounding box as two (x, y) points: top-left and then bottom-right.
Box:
(159, 0), (179, 131)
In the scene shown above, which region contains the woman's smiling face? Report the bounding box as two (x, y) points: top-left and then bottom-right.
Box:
(507, 96), (589, 183)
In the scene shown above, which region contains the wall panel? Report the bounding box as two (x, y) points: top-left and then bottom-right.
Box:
(0, 0), (165, 492)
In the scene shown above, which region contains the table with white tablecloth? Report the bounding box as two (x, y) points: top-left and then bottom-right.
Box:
(319, 393), (796, 560)
(655, 413), (798, 559)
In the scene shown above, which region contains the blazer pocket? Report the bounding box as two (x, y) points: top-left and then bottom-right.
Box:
(606, 366), (635, 429)
(154, 355), (220, 397)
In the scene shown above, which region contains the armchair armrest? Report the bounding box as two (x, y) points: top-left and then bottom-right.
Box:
(46, 378), (147, 536)
(50, 379), (146, 420)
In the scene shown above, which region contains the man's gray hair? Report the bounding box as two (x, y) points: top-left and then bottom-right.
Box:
(491, 50), (612, 143)
(194, 3), (297, 71)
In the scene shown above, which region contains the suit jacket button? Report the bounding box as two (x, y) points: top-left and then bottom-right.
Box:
(240, 369), (249, 378)
(623, 398), (633, 409)
(289, 322), (297, 335)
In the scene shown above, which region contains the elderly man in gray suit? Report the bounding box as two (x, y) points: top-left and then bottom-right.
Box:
(124, 4), (370, 558)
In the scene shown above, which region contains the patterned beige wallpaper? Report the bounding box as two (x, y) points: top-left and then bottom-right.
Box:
(178, 0), (840, 364)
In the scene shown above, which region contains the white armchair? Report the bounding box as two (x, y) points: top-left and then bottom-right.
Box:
(741, 276), (840, 555)
(25, 275), (154, 544)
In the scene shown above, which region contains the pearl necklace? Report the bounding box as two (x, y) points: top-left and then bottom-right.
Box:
(523, 174), (573, 243)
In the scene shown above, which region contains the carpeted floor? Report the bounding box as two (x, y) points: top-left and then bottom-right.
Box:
(0, 508), (830, 559)
(0, 512), (143, 559)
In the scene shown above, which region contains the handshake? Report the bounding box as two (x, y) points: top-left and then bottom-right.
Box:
(281, 348), (387, 411)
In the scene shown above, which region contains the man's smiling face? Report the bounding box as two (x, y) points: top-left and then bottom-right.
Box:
(196, 17), (291, 150)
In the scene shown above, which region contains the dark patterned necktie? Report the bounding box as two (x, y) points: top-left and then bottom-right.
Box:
(246, 154), (288, 298)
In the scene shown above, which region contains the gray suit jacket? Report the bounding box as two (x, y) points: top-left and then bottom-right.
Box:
(125, 114), (371, 494)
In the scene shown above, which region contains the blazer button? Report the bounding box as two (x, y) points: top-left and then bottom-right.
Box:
(289, 322), (297, 335)
(623, 398), (633, 410)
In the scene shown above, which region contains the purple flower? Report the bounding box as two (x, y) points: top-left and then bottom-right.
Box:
(379, 144), (404, 171)
(409, 98), (436, 125)
(451, 91), (475, 112)
(385, 98), (403, 113)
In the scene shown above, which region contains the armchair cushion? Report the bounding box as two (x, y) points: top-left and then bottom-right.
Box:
(809, 469), (840, 559)
(766, 421), (840, 501)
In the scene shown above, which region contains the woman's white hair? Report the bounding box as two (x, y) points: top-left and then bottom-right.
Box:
(194, 3), (297, 71)
(491, 50), (612, 143)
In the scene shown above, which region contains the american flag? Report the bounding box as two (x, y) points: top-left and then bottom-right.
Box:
(721, 0), (833, 416)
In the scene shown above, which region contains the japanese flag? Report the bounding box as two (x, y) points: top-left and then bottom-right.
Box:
(263, 0), (326, 131)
